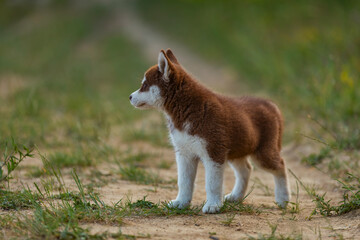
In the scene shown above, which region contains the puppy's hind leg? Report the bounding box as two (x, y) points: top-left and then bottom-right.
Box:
(225, 158), (252, 202)
(253, 153), (290, 208)
(273, 160), (290, 208)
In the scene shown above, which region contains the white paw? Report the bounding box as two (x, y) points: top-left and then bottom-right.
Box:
(224, 193), (241, 202)
(274, 176), (290, 208)
(202, 201), (222, 214)
(167, 199), (190, 209)
(276, 200), (288, 208)
(275, 193), (290, 208)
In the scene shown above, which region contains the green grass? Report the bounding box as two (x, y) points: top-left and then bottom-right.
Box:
(0, 1), (34, 30)
(123, 120), (171, 148)
(286, 183), (301, 216)
(248, 223), (303, 240)
(116, 152), (172, 186)
(157, 160), (172, 169)
(313, 175), (360, 216)
(221, 200), (261, 215)
(302, 148), (332, 167)
(0, 138), (34, 185)
(291, 170), (360, 217)
(0, 3), (172, 236)
(25, 166), (46, 178)
(220, 213), (236, 227)
(122, 196), (202, 217)
(0, 167), (199, 238)
(0, 2), (148, 152)
(0, 150), (265, 238)
(302, 147), (360, 179)
(122, 152), (154, 167)
(3, 171), (127, 239)
(0, 189), (40, 210)
(47, 151), (92, 168)
(118, 165), (164, 186)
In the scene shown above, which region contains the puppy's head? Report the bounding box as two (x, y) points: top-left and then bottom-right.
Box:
(129, 49), (180, 109)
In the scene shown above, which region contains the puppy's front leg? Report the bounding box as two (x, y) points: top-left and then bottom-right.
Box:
(168, 152), (198, 209)
(202, 159), (225, 214)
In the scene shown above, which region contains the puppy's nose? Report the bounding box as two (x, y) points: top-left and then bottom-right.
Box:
(129, 94), (132, 101)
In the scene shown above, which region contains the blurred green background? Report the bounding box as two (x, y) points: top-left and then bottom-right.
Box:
(0, 0), (359, 174)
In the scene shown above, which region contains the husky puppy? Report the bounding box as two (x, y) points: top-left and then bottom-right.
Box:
(130, 49), (290, 213)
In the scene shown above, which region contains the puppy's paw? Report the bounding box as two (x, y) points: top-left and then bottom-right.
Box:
(167, 199), (190, 209)
(275, 197), (290, 209)
(275, 190), (290, 208)
(224, 193), (241, 202)
(202, 201), (222, 214)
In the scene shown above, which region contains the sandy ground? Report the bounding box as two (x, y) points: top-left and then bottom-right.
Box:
(3, 2), (360, 239)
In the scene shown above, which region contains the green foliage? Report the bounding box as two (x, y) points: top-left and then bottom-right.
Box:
(302, 147), (331, 166)
(0, 1), (153, 184)
(25, 166), (46, 178)
(0, 2), (148, 154)
(291, 170), (360, 217)
(248, 223), (302, 240)
(0, 138), (34, 183)
(0, 151), (264, 238)
(5, 169), (124, 239)
(301, 144), (359, 179)
(287, 183), (301, 215)
(48, 152), (92, 168)
(157, 160), (172, 169)
(0, 1), (34, 30)
(14, 196), (125, 239)
(123, 196), (202, 216)
(119, 165), (164, 186)
(123, 121), (171, 148)
(220, 213), (236, 227)
(117, 152), (170, 186)
(1, 166), (199, 238)
(309, 174), (360, 217)
(221, 200), (260, 215)
(122, 152), (153, 167)
(0, 189), (40, 210)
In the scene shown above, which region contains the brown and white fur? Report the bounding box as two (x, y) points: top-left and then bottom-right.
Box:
(129, 49), (290, 214)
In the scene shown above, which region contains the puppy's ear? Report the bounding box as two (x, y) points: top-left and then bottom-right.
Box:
(158, 49), (174, 80)
(166, 48), (179, 64)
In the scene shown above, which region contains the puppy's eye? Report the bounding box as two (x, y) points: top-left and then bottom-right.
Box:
(142, 82), (148, 88)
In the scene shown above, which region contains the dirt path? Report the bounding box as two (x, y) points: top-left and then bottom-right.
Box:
(80, 4), (360, 240)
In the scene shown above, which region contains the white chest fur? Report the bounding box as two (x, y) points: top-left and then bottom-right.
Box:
(166, 116), (208, 159)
